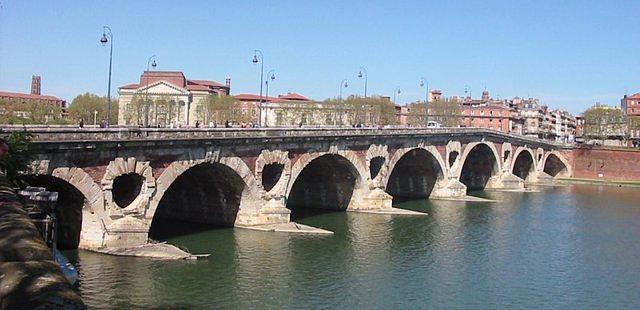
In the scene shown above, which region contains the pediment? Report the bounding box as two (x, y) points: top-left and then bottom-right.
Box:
(135, 81), (189, 95)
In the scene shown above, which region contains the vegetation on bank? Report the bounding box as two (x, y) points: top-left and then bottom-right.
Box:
(0, 131), (33, 187)
(406, 98), (462, 127)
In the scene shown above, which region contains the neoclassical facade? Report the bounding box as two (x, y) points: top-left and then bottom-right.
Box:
(117, 71), (230, 127)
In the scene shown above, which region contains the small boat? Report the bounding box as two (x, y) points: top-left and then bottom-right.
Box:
(54, 249), (78, 285)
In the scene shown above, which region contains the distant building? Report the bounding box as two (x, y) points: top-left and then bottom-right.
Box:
(117, 71), (230, 126)
(0, 75), (67, 121)
(457, 90), (524, 135)
(622, 93), (640, 144)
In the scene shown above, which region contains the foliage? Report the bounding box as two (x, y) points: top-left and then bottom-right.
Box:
(322, 96), (397, 126)
(0, 97), (69, 125)
(0, 131), (33, 187)
(582, 104), (625, 142)
(67, 92), (118, 125)
(198, 95), (254, 125)
(407, 99), (461, 127)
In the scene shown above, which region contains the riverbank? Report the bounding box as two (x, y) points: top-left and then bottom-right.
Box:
(557, 177), (640, 187)
(0, 175), (85, 309)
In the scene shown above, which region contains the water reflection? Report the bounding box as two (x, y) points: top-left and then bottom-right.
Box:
(68, 185), (640, 308)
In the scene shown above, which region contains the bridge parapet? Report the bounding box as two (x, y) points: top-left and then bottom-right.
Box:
(0, 125), (567, 149)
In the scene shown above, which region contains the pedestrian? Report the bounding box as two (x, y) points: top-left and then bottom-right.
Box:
(79, 119), (84, 128)
(99, 119), (107, 128)
(195, 120), (200, 128)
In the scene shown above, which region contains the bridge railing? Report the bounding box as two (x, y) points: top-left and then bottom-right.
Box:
(0, 125), (564, 148)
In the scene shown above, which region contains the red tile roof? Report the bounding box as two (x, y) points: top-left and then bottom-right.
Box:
(234, 94), (281, 102)
(185, 84), (212, 91)
(188, 79), (226, 88)
(278, 92), (310, 101)
(0, 90), (63, 102)
(119, 83), (139, 89)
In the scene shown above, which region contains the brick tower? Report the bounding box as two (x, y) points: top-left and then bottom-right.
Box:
(31, 75), (41, 95)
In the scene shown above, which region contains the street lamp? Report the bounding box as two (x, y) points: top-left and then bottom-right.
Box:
(252, 50), (264, 126)
(100, 26), (113, 127)
(264, 70), (276, 101)
(420, 78), (429, 127)
(357, 67), (368, 98)
(144, 55), (157, 127)
(339, 79), (348, 101)
(393, 87), (401, 104)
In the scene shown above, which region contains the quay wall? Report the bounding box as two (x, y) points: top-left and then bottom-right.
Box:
(571, 147), (640, 183)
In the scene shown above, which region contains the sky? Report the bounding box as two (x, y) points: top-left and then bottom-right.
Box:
(0, 0), (639, 114)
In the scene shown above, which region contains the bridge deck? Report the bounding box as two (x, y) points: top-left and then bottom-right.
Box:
(0, 126), (565, 149)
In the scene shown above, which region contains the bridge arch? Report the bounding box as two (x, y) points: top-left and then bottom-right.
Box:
(101, 158), (155, 218)
(511, 147), (537, 181)
(542, 151), (572, 178)
(458, 142), (502, 191)
(24, 166), (106, 249)
(255, 150), (291, 199)
(286, 151), (365, 216)
(365, 144), (389, 187)
(385, 145), (446, 199)
(147, 156), (260, 232)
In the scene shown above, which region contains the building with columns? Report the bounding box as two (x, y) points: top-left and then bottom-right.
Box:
(117, 71), (230, 127)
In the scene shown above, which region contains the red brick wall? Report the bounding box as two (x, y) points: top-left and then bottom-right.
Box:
(571, 147), (640, 182)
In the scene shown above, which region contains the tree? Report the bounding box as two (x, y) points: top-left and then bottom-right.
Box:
(68, 92), (117, 125)
(582, 104), (625, 143)
(0, 131), (33, 187)
(199, 95), (245, 124)
(407, 98), (461, 127)
(0, 97), (68, 125)
(323, 96), (397, 126)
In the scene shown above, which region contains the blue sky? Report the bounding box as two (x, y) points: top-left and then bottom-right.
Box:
(1, 0), (638, 113)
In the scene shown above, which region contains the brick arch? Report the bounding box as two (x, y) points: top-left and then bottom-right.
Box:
(454, 141), (502, 179)
(384, 144), (447, 189)
(255, 149), (291, 199)
(542, 151), (573, 177)
(365, 144), (389, 188)
(101, 157), (156, 218)
(28, 164), (107, 249)
(147, 155), (260, 224)
(511, 147), (537, 181)
(511, 147), (538, 173)
(286, 150), (366, 198)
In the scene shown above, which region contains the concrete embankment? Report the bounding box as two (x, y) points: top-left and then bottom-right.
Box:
(0, 176), (85, 309)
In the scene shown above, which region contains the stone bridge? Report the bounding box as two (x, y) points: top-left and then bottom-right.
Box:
(2, 127), (573, 251)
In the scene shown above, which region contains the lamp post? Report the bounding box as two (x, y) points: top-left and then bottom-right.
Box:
(357, 67), (368, 98)
(393, 87), (401, 104)
(144, 55), (157, 127)
(252, 50), (264, 126)
(264, 70), (275, 126)
(420, 78), (429, 127)
(264, 70), (276, 101)
(339, 79), (348, 101)
(99, 26), (113, 127)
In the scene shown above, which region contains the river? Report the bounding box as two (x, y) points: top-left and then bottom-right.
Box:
(65, 184), (640, 309)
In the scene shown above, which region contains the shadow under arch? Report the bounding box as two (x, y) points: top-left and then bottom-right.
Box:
(543, 153), (569, 177)
(512, 150), (535, 181)
(386, 148), (444, 201)
(24, 175), (85, 250)
(460, 143), (499, 191)
(149, 162), (246, 240)
(286, 154), (362, 220)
